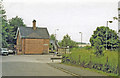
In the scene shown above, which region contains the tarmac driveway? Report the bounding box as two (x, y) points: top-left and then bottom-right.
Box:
(2, 55), (71, 76)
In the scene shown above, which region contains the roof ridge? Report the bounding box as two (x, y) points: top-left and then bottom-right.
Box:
(19, 26), (47, 29)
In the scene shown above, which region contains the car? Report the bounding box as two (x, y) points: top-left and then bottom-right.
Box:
(8, 49), (16, 55)
(8, 49), (13, 54)
(0, 48), (9, 56)
(12, 49), (16, 55)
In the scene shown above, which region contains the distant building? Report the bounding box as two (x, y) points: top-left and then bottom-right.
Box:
(77, 43), (91, 47)
(76, 42), (91, 47)
(16, 20), (50, 55)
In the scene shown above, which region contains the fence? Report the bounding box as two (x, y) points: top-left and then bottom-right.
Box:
(62, 54), (118, 74)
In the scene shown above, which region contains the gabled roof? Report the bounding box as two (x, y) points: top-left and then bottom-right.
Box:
(16, 26), (49, 39)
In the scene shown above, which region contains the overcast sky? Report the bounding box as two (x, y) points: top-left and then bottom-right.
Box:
(3, 0), (119, 43)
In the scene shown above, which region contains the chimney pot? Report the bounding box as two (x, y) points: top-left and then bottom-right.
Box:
(33, 20), (36, 30)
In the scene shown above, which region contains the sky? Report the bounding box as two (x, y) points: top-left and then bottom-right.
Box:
(2, 0), (119, 43)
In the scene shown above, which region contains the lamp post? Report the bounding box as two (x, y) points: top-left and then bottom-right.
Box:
(106, 21), (113, 50)
(79, 32), (82, 48)
(55, 29), (59, 41)
(55, 29), (59, 51)
(111, 17), (118, 50)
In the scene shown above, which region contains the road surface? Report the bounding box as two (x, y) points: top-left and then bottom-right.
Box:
(2, 55), (72, 76)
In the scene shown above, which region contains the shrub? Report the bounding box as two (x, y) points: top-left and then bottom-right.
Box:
(93, 39), (104, 56)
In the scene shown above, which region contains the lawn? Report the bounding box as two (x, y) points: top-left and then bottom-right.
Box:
(62, 48), (118, 76)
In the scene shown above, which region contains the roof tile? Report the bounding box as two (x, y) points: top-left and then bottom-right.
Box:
(18, 26), (49, 39)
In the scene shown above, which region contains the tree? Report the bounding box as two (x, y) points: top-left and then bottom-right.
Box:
(50, 34), (55, 40)
(59, 34), (77, 48)
(90, 26), (119, 50)
(93, 37), (104, 56)
(8, 16), (26, 39)
(9, 16), (26, 33)
(119, 29), (120, 33)
(0, 1), (9, 48)
(49, 34), (56, 50)
(0, 2), (26, 49)
(7, 16), (26, 49)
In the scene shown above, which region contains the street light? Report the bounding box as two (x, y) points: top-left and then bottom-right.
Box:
(106, 17), (118, 50)
(111, 17), (118, 50)
(55, 29), (59, 51)
(55, 29), (59, 41)
(79, 32), (82, 48)
(106, 21), (113, 50)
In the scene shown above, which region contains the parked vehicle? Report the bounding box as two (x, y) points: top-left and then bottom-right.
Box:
(8, 50), (13, 54)
(12, 49), (16, 55)
(0, 48), (9, 56)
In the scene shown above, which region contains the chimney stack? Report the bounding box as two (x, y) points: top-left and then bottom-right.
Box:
(33, 20), (36, 30)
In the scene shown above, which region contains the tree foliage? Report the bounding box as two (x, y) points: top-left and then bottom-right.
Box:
(49, 34), (56, 50)
(50, 34), (55, 40)
(0, 5), (9, 48)
(0, 1), (26, 49)
(93, 37), (104, 56)
(1, 8), (26, 49)
(7, 16), (26, 48)
(90, 26), (119, 52)
(119, 29), (120, 33)
(9, 16), (26, 33)
(59, 34), (77, 48)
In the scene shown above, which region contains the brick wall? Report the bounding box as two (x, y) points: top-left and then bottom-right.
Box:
(23, 39), (49, 54)
(16, 31), (49, 54)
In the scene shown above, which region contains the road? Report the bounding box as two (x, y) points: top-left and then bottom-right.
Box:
(2, 55), (72, 76)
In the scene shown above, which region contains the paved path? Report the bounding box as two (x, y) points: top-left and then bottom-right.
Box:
(48, 63), (105, 76)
